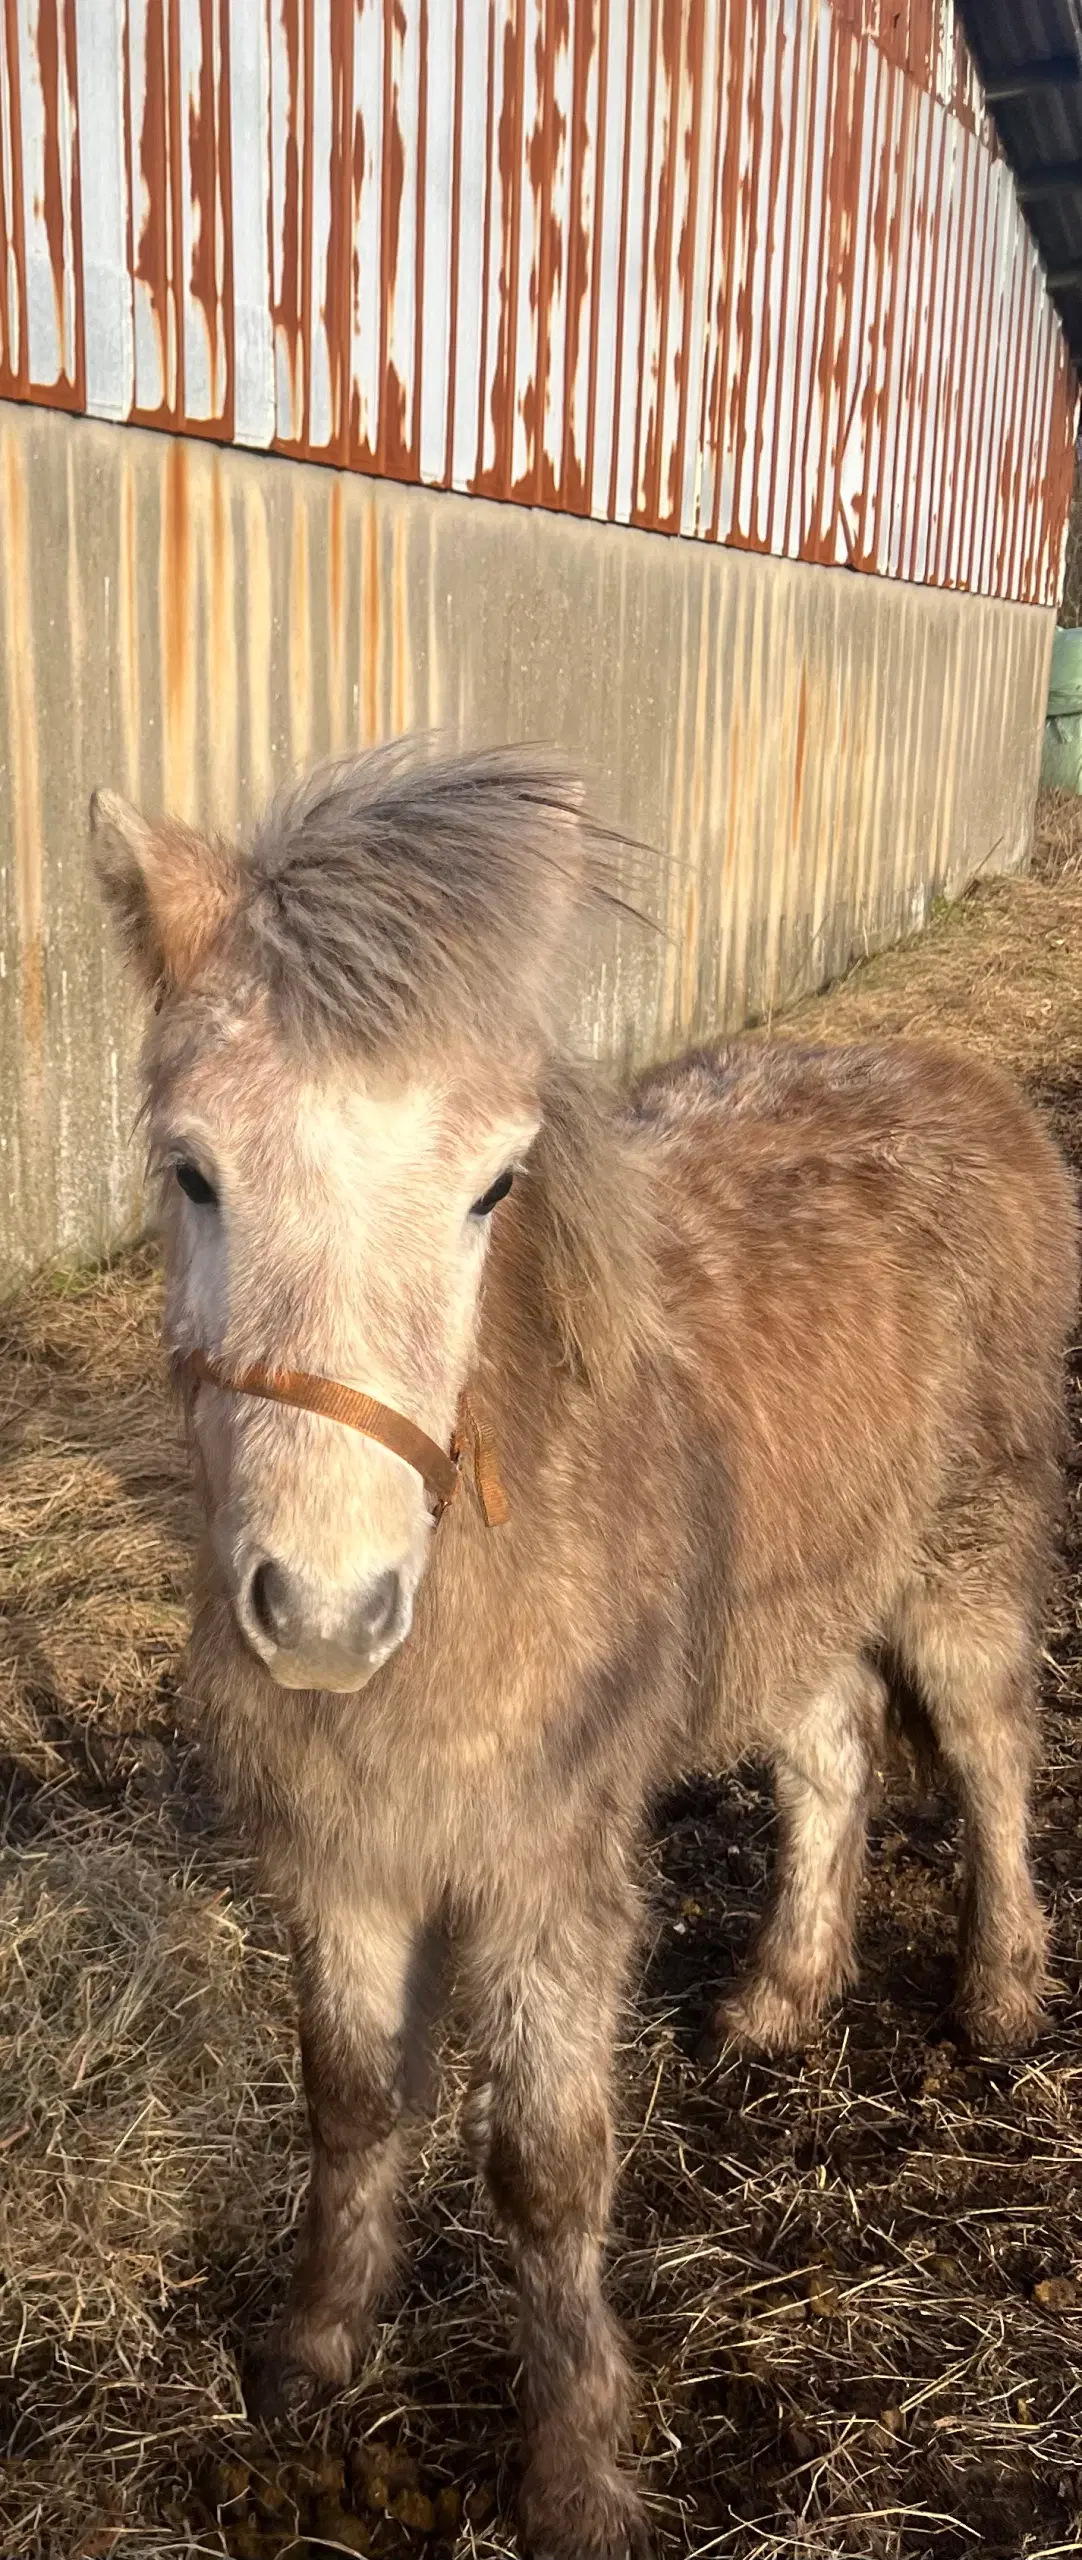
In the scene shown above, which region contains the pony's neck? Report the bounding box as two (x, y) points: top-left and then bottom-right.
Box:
(475, 1058), (660, 1432)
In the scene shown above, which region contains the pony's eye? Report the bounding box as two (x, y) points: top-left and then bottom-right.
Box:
(175, 1160), (218, 1208)
(470, 1169), (514, 1219)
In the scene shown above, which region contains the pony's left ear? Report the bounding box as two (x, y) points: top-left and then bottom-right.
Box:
(89, 789), (241, 996)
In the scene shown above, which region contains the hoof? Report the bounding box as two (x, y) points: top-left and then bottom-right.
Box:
(521, 2458), (651, 2560)
(957, 1979), (1049, 2055)
(957, 1924), (1050, 2053)
(711, 1970), (830, 2058)
(244, 2313), (363, 2422)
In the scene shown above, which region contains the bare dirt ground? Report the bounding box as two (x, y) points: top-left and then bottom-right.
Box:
(1, 796), (1081, 2560)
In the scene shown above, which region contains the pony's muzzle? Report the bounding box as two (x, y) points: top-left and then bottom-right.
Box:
(236, 1553), (413, 1690)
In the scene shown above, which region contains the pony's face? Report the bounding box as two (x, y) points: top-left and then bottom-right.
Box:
(89, 749), (593, 1690)
(151, 1011), (537, 1690)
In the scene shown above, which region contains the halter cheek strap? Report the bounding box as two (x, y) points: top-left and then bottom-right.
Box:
(179, 1350), (509, 1526)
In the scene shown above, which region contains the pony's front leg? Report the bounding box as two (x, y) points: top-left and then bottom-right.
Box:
(264, 1891), (432, 2398)
(462, 1901), (649, 2560)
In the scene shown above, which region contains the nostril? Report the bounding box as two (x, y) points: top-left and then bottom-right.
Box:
(249, 1558), (301, 1652)
(357, 1569), (401, 1647)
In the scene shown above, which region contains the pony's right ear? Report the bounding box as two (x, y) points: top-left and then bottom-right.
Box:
(89, 789), (241, 996)
(89, 790), (166, 991)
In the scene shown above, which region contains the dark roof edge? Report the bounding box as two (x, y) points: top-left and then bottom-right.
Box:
(958, 0), (1082, 367)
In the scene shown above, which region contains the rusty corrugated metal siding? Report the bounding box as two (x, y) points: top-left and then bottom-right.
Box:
(0, 0), (1076, 603)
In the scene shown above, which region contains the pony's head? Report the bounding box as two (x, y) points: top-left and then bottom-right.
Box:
(91, 746), (601, 1692)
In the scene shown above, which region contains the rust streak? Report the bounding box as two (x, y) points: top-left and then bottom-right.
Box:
(892, 93), (935, 585)
(288, 482), (311, 759)
(64, 0), (85, 406)
(118, 453), (142, 795)
(974, 193), (1015, 597)
(879, 85), (914, 584)
(130, 0), (187, 423)
(270, 0), (304, 445)
(208, 456), (237, 819)
(852, 45), (890, 565)
(299, 0), (314, 448)
(1006, 263), (1040, 602)
(1042, 344), (1079, 607)
(905, 86), (947, 580)
(808, 21), (849, 565)
(777, 0), (820, 555)
(746, 0), (782, 541)
(1027, 317), (1062, 607)
(834, 44), (882, 569)
(693, 0), (725, 530)
(412, 0), (428, 475)
(959, 169), (998, 597)
(443, 0), (464, 486)
(349, 84), (364, 462)
(604, 0), (636, 522)
(628, 0), (660, 525)
(328, 468), (345, 744)
(2, 429), (44, 1047)
(188, 0), (223, 420)
(0, 10), (14, 386)
(561, 0), (594, 513)
(903, 104), (946, 586)
(361, 492), (380, 740)
(727, 0), (767, 548)
(122, 0), (135, 399)
(933, 120), (971, 587)
(323, 0), (353, 459)
(868, 65), (911, 573)
(373, 0), (410, 476)
(645, 0), (685, 531)
(34, 0), (70, 388)
(168, 0), (185, 416)
(472, 0), (497, 484)
(161, 435), (193, 808)
(708, 0), (750, 543)
(792, 663), (808, 840)
(1, 0), (28, 394)
(532, 0), (567, 506)
(524, 0), (568, 507)
(583, 0), (608, 512)
(983, 203), (1023, 597)
(133, 0), (172, 415)
(473, 0), (526, 500)
(762, 0), (801, 548)
(821, 29), (865, 565)
(217, 0), (234, 433)
(1012, 267), (1048, 601)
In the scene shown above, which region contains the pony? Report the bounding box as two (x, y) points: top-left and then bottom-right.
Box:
(91, 746), (1078, 2558)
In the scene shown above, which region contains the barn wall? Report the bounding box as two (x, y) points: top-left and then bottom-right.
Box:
(0, 401), (1052, 1282)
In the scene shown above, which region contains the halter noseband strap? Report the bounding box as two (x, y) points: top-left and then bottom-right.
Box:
(180, 1350), (508, 1526)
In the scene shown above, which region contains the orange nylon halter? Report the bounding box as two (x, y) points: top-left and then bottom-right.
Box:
(180, 1350), (509, 1526)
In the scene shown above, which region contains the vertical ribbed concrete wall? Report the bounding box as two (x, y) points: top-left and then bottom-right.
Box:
(0, 403), (1054, 1282)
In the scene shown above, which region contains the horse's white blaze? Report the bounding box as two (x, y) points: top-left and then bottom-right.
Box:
(159, 1031), (538, 1679)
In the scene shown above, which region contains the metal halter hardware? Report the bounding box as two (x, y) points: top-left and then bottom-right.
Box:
(180, 1350), (509, 1526)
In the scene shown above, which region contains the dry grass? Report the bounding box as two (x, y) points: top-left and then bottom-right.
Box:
(2, 798), (1081, 2560)
(1033, 794), (1082, 890)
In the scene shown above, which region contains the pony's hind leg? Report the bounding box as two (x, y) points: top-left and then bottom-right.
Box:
(892, 1581), (1048, 2051)
(715, 1658), (886, 2055)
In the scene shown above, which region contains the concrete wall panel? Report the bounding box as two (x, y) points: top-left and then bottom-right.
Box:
(0, 401), (1054, 1281)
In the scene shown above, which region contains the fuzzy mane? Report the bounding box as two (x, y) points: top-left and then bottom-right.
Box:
(232, 742), (620, 1058)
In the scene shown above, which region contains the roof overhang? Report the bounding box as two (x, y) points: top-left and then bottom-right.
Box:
(959, 0), (1082, 364)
